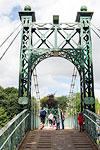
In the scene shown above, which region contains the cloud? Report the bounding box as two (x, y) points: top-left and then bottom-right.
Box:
(0, 0), (100, 102)
(36, 57), (75, 77)
(36, 58), (80, 98)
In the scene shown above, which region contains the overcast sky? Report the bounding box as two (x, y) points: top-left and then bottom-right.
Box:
(0, 0), (100, 101)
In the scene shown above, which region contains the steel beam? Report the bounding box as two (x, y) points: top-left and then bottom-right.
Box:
(18, 6), (95, 112)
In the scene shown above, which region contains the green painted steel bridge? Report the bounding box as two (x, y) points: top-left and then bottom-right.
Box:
(0, 5), (100, 150)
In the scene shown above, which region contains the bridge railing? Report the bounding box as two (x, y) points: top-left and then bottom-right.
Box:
(31, 112), (40, 130)
(0, 109), (29, 150)
(84, 109), (100, 148)
(64, 114), (78, 129)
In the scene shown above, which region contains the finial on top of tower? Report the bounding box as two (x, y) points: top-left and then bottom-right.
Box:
(19, 5), (36, 22)
(76, 5), (93, 22)
(80, 5), (87, 11)
(24, 5), (31, 11)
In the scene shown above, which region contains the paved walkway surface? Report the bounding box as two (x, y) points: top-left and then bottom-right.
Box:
(19, 128), (98, 150)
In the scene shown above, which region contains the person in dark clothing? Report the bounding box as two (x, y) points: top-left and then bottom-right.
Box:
(60, 109), (65, 129)
(40, 107), (47, 130)
(53, 116), (56, 127)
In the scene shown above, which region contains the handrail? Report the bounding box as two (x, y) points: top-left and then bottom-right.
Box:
(0, 114), (29, 150)
(84, 109), (100, 148)
(84, 113), (100, 128)
(85, 109), (100, 120)
(0, 109), (28, 136)
(0, 109), (29, 150)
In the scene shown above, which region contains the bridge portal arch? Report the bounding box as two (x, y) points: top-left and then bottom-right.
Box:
(18, 5), (95, 112)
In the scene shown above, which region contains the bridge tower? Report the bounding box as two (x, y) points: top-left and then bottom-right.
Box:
(18, 5), (95, 112)
(76, 6), (94, 112)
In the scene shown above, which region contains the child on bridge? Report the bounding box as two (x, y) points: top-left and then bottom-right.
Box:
(48, 112), (53, 127)
(77, 113), (83, 132)
(56, 114), (60, 130)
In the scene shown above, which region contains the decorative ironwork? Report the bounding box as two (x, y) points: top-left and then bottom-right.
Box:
(84, 109), (100, 148)
(46, 104), (60, 126)
(18, 6), (95, 112)
(0, 109), (40, 150)
(0, 110), (29, 150)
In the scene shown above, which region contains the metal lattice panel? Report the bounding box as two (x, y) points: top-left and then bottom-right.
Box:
(18, 6), (95, 112)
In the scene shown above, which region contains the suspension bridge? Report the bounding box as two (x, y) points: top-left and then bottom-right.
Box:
(0, 5), (100, 150)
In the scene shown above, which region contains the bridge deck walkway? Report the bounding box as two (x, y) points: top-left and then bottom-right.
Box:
(19, 128), (98, 150)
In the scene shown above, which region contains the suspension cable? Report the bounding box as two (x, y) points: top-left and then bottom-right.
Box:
(0, 29), (21, 61)
(91, 27), (100, 39)
(0, 23), (21, 48)
(69, 66), (77, 98)
(89, 23), (100, 39)
(33, 67), (40, 110)
(91, 23), (100, 32)
(68, 66), (77, 115)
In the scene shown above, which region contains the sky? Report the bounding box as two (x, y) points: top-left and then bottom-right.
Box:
(0, 0), (100, 101)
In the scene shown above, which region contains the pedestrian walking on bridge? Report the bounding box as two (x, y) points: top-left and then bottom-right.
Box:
(60, 109), (65, 129)
(40, 107), (47, 130)
(77, 113), (83, 132)
(56, 114), (60, 130)
(48, 112), (53, 127)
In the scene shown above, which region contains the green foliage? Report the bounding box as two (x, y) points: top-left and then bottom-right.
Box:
(40, 95), (68, 111)
(4, 87), (18, 95)
(31, 97), (39, 114)
(0, 107), (9, 130)
(95, 98), (100, 114)
(56, 96), (68, 112)
(40, 95), (59, 109)
(67, 93), (81, 115)
(40, 96), (48, 107)
(43, 99), (59, 109)
(0, 86), (18, 129)
(75, 93), (81, 113)
(39, 93), (100, 116)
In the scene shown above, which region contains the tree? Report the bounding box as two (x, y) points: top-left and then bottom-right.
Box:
(0, 86), (8, 108)
(0, 107), (9, 129)
(67, 93), (81, 115)
(31, 97), (39, 114)
(56, 96), (68, 112)
(0, 86), (4, 92)
(40, 96), (48, 107)
(0, 86), (19, 128)
(95, 98), (100, 114)
(6, 92), (18, 119)
(41, 94), (59, 109)
(4, 87), (18, 95)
